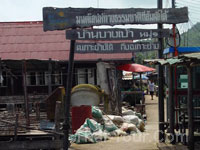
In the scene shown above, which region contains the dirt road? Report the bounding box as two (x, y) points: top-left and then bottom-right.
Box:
(70, 94), (159, 150)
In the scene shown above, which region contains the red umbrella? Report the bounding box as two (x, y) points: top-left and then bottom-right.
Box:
(117, 63), (155, 73)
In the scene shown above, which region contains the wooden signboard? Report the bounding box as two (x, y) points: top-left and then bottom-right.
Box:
(66, 28), (170, 40)
(75, 42), (160, 53)
(43, 7), (188, 31)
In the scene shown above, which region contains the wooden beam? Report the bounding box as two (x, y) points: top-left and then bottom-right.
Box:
(168, 65), (175, 144)
(0, 95), (48, 104)
(0, 140), (63, 150)
(11, 77), (14, 95)
(55, 101), (62, 132)
(187, 65), (194, 150)
(23, 60), (30, 127)
(48, 58), (52, 95)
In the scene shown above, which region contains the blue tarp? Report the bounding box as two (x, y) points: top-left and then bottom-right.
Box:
(163, 47), (200, 54)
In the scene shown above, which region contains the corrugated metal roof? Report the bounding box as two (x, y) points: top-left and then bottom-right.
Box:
(144, 52), (200, 65)
(0, 21), (133, 61)
(144, 58), (182, 65)
(180, 52), (200, 60)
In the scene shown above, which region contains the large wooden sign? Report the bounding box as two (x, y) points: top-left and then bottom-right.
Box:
(43, 7), (188, 31)
(75, 42), (160, 53)
(66, 28), (170, 40)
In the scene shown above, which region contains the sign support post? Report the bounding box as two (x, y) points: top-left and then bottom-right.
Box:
(157, 0), (165, 142)
(63, 39), (76, 150)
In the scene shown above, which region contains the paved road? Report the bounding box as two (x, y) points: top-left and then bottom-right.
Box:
(70, 94), (159, 150)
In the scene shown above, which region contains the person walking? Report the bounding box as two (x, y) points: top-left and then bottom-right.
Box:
(148, 80), (155, 100)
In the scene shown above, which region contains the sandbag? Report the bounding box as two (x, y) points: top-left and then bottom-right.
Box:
(71, 127), (95, 144)
(120, 122), (137, 133)
(122, 109), (136, 116)
(123, 115), (139, 125)
(107, 115), (124, 125)
(137, 119), (145, 132)
(93, 130), (109, 141)
(92, 106), (103, 119)
(135, 112), (142, 119)
(103, 116), (118, 132)
(108, 129), (127, 137)
(70, 118), (104, 144)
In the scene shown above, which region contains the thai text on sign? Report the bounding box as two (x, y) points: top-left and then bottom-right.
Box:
(66, 28), (170, 40)
(75, 42), (160, 53)
(43, 7), (188, 31)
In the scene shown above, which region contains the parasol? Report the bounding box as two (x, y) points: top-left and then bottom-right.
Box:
(117, 63), (155, 73)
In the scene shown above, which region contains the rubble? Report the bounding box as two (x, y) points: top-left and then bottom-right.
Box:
(69, 105), (146, 144)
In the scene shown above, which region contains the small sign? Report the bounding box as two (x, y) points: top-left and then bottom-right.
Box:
(66, 28), (170, 40)
(43, 7), (188, 31)
(75, 42), (160, 53)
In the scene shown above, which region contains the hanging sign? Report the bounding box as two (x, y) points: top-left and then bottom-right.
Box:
(75, 42), (160, 53)
(66, 28), (170, 40)
(43, 7), (188, 31)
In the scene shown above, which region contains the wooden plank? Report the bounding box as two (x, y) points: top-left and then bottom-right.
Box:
(66, 28), (170, 40)
(43, 7), (188, 31)
(121, 91), (143, 94)
(75, 42), (160, 53)
(0, 140), (63, 150)
(0, 95), (48, 104)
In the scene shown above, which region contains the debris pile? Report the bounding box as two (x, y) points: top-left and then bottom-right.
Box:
(70, 105), (145, 144)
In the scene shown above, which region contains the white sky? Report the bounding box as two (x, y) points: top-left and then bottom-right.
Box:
(0, 0), (161, 22)
(0, 0), (197, 32)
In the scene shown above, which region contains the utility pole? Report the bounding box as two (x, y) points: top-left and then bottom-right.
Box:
(157, 0), (165, 142)
(172, 0), (175, 8)
(169, 0), (176, 144)
(172, 0), (178, 56)
(63, 39), (76, 150)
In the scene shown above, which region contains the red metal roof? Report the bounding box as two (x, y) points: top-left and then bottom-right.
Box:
(0, 21), (133, 61)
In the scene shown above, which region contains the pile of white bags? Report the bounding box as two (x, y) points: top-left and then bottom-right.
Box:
(70, 106), (145, 144)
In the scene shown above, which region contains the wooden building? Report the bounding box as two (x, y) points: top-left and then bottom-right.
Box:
(0, 21), (133, 101)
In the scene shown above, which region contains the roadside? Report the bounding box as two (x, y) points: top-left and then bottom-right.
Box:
(70, 94), (159, 150)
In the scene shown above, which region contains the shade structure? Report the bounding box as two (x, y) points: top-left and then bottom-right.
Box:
(117, 63), (155, 73)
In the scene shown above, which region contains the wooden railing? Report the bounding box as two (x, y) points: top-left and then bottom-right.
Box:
(45, 86), (65, 120)
(0, 95), (48, 105)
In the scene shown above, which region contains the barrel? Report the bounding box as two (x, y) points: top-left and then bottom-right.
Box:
(71, 105), (92, 134)
(71, 84), (102, 106)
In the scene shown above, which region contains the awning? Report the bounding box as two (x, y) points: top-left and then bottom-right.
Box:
(144, 52), (200, 66)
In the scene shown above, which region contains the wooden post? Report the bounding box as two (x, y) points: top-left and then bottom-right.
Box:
(14, 114), (19, 141)
(187, 65), (194, 150)
(55, 101), (62, 132)
(11, 77), (14, 95)
(157, 0), (165, 142)
(140, 73), (142, 91)
(117, 70), (122, 115)
(168, 65), (175, 144)
(63, 39), (76, 150)
(48, 58), (52, 95)
(36, 102), (40, 120)
(23, 60), (30, 127)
